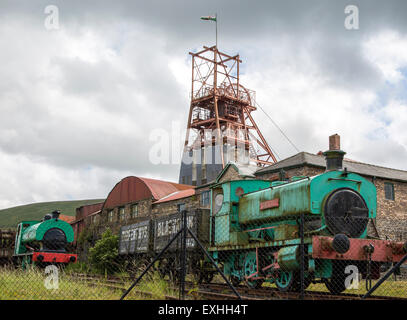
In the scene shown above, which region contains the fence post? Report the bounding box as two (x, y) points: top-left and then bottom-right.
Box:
(187, 228), (242, 299)
(120, 228), (183, 300)
(362, 253), (407, 299)
(180, 210), (188, 300)
(299, 213), (305, 300)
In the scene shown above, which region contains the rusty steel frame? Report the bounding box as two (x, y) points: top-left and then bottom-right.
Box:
(312, 236), (407, 262)
(183, 45), (276, 168)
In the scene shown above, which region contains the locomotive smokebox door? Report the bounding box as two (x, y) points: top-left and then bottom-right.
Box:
(324, 188), (369, 238)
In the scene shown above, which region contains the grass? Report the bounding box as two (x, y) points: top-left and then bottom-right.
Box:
(1, 266), (405, 300)
(307, 280), (407, 298)
(0, 267), (177, 300)
(210, 274), (407, 299)
(0, 267), (121, 300)
(0, 199), (104, 228)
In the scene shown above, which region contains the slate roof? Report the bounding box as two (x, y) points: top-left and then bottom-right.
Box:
(255, 152), (407, 182)
(215, 161), (258, 183)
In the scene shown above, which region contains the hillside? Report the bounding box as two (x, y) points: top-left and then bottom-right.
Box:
(0, 199), (104, 228)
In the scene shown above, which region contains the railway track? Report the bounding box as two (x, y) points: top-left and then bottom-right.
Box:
(68, 273), (407, 300)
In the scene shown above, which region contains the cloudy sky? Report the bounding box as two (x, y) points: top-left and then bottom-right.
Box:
(1, 0), (407, 209)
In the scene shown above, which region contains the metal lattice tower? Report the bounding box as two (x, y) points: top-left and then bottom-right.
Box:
(179, 46), (277, 186)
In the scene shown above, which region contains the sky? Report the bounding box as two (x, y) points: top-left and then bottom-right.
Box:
(0, 0), (407, 209)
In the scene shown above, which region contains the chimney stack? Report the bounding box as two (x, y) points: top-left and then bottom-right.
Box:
(329, 134), (341, 151)
(323, 134), (346, 171)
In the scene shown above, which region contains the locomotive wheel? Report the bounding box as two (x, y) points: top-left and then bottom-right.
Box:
(324, 277), (346, 294)
(324, 262), (347, 294)
(230, 275), (241, 287)
(192, 260), (215, 284)
(275, 271), (312, 292)
(276, 271), (298, 292)
(195, 271), (215, 284)
(243, 252), (264, 289)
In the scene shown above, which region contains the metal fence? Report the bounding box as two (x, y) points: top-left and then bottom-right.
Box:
(0, 209), (406, 301)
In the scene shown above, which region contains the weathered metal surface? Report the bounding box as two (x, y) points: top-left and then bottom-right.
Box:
(312, 235), (407, 262)
(32, 252), (77, 263)
(153, 189), (196, 204)
(119, 220), (151, 255)
(208, 237), (313, 252)
(22, 219), (74, 244)
(237, 171), (376, 239)
(213, 180), (272, 246)
(103, 176), (193, 210)
(238, 178), (312, 224)
(153, 209), (209, 252)
(277, 245), (300, 271)
(274, 224), (298, 240)
(260, 198), (279, 210)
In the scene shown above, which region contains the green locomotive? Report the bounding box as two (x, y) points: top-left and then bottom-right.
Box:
(14, 210), (77, 269)
(209, 149), (407, 293)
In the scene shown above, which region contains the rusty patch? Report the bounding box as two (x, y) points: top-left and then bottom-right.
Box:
(312, 236), (407, 262)
(260, 198), (279, 210)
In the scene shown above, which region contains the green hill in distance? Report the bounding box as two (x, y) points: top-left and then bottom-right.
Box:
(0, 199), (104, 228)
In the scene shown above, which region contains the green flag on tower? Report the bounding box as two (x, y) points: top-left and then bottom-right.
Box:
(201, 16), (216, 22)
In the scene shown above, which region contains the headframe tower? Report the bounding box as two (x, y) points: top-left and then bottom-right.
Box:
(179, 46), (276, 186)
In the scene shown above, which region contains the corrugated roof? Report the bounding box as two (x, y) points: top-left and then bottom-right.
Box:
(139, 177), (192, 200)
(256, 152), (407, 182)
(102, 176), (194, 210)
(154, 189), (196, 204)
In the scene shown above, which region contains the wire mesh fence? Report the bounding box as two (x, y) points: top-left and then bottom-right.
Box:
(1, 206), (407, 300)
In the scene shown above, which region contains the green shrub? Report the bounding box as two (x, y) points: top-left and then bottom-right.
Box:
(88, 228), (122, 275)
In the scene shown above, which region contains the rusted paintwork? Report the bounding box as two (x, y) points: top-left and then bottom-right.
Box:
(238, 171), (376, 228)
(312, 235), (407, 263)
(102, 176), (193, 210)
(260, 198), (279, 210)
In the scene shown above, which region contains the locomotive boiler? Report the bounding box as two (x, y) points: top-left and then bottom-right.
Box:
(209, 148), (407, 293)
(14, 210), (77, 269)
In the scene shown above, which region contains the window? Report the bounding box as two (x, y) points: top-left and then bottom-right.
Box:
(177, 203), (186, 212)
(108, 210), (114, 222)
(131, 204), (138, 218)
(201, 191), (210, 206)
(384, 182), (395, 201)
(119, 207), (125, 221)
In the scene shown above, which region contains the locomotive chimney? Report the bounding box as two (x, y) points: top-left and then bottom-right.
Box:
(323, 134), (346, 171)
(51, 210), (61, 220)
